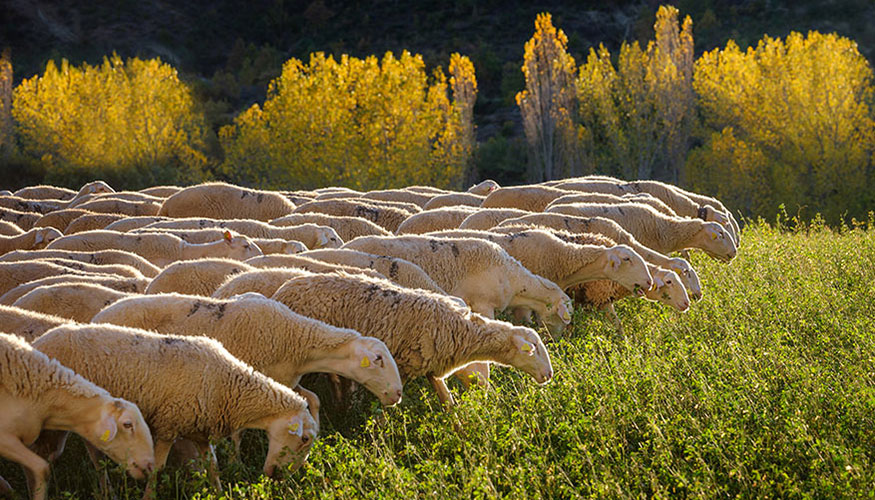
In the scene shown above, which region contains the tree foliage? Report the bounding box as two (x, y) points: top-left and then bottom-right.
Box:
(219, 51), (476, 191)
(12, 54), (209, 189)
(689, 31), (875, 222)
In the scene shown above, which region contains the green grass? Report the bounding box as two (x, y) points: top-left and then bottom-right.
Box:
(4, 218), (875, 498)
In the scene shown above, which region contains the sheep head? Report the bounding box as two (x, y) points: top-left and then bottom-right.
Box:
(88, 398), (154, 480)
(645, 268), (690, 312)
(344, 337), (403, 406)
(667, 257), (702, 301)
(696, 222), (737, 262)
(604, 245), (652, 295)
(262, 408), (318, 477)
(222, 232), (264, 261)
(32, 227), (63, 249)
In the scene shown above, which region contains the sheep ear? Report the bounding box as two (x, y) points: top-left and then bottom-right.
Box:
(557, 301), (572, 323)
(97, 409), (118, 443)
(360, 356), (371, 368)
(511, 334), (536, 356)
(287, 416), (303, 436)
(653, 275), (665, 289)
(34, 230), (44, 244)
(608, 252), (621, 269)
(223, 230), (233, 242)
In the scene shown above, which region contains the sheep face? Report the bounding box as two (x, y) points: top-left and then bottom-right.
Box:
(346, 337), (404, 405)
(282, 241), (306, 254)
(506, 325), (553, 384)
(224, 235), (264, 260)
(262, 409), (318, 477)
(605, 245), (652, 295)
(526, 284), (573, 335)
(667, 257), (702, 301)
(90, 398), (155, 480)
(467, 179), (499, 195)
(33, 227), (63, 249)
(645, 269), (690, 312)
(697, 222), (737, 262)
(316, 227), (343, 248)
(83, 180), (114, 196)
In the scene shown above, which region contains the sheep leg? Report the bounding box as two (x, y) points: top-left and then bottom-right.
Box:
(453, 363), (491, 389)
(511, 306), (533, 323)
(679, 249), (691, 260)
(169, 438), (202, 468)
(29, 430), (69, 463)
(143, 439), (173, 500)
(83, 441), (116, 500)
(0, 433), (51, 500)
(428, 375), (455, 410)
(601, 303), (624, 334)
(193, 440), (221, 492)
(294, 385), (321, 428)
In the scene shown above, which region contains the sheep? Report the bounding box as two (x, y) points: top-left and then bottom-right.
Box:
(0, 249), (161, 278)
(496, 213), (703, 300)
(243, 254), (387, 279)
(46, 229), (263, 267)
(279, 191), (316, 205)
(298, 248), (447, 294)
(342, 235), (573, 333)
(0, 227), (63, 254)
(0, 274), (150, 306)
(32, 324), (317, 493)
(670, 185), (741, 245)
(270, 272), (552, 408)
(71, 198), (161, 217)
(64, 213), (126, 234)
(13, 185), (76, 200)
(422, 192), (485, 209)
(33, 208), (94, 230)
(270, 213), (390, 242)
(545, 192), (677, 216)
(212, 268), (319, 299)
(103, 216), (169, 232)
(0, 332), (154, 500)
(402, 185), (454, 195)
(457, 208), (532, 230)
(0, 195), (62, 214)
(19, 258), (144, 279)
(395, 206), (478, 235)
(0, 207), (40, 230)
(293, 199), (411, 232)
(12, 282), (132, 323)
(546, 202), (737, 262)
(131, 227), (306, 255)
(312, 191), (362, 201)
(0, 304), (71, 341)
(67, 191), (167, 209)
(142, 218), (342, 249)
(250, 237), (307, 255)
(158, 182), (297, 221)
(361, 189), (434, 208)
(313, 186), (361, 195)
(0, 220), (23, 236)
(467, 179), (500, 195)
(139, 186), (182, 197)
(145, 258), (255, 296)
(479, 185), (571, 212)
(0, 261), (101, 296)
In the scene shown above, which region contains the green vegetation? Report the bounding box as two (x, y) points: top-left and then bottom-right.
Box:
(5, 216), (873, 498)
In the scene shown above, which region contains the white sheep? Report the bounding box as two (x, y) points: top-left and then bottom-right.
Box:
(46, 229), (263, 267)
(271, 271), (552, 408)
(0, 249), (162, 278)
(64, 213), (126, 234)
(13, 185), (76, 200)
(0, 195), (62, 214)
(131, 227), (303, 253)
(467, 179), (500, 195)
(479, 185), (572, 212)
(270, 213), (390, 242)
(71, 198), (161, 216)
(145, 258), (255, 296)
(0, 207), (40, 230)
(103, 216), (169, 232)
(33, 208), (94, 231)
(0, 227), (63, 254)
(0, 274), (150, 306)
(0, 332), (153, 500)
(544, 192), (677, 216)
(293, 199), (411, 232)
(395, 206), (478, 235)
(158, 182), (297, 221)
(138, 186), (182, 197)
(212, 268), (319, 299)
(0, 304), (70, 342)
(244, 254), (387, 279)
(33, 324), (318, 493)
(458, 208), (533, 230)
(0, 220), (23, 236)
(361, 189), (435, 208)
(18, 258), (144, 279)
(12, 282), (132, 323)
(0, 261), (102, 296)
(297, 248), (447, 294)
(422, 192), (485, 209)
(546, 202), (737, 262)
(141, 218), (342, 249)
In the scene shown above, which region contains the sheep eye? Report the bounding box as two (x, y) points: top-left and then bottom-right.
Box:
(301, 435), (310, 444)
(622, 257), (630, 262)
(123, 421), (133, 430)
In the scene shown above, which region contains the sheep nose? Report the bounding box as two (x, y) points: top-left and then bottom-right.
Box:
(692, 292), (703, 301)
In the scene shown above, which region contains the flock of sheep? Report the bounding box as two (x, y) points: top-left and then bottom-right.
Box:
(0, 176), (738, 499)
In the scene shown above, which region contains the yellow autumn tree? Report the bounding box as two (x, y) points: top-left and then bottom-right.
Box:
(689, 31), (875, 221)
(13, 54), (209, 188)
(220, 51), (476, 190)
(516, 13), (580, 182)
(577, 5), (694, 182)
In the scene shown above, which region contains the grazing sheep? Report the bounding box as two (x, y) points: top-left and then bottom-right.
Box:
(145, 259), (255, 296)
(395, 206), (478, 235)
(0, 305), (71, 341)
(0, 207), (40, 230)
(33, 324), (317, 492)
(250, 237), (307, 255)
(0, 333), (154, 500)
(313, 186), (361, 195)
(212, 268), (318, 299)
(46, 229), (263, 267)
(0, 195), (62, 214)
(279, 192), (316, 206)
(244, 254), (386, 279)
(13, 185), (76, 200)
(103, 216), (169, 233)
(71, 198), (161, 217)
(299, 248), (447, 294)
(139, 186), (182, 197)
(458, 208), (532, 230)
(12, 283), (131, 323)
(670, 185), (741, 245)
(0, 249), (161, 278)
(293, 199), (411, 232)
(0, 220), (23, 236)
(343, 235), (573, 332)
(546, 203), (737, 262)
(361, 189), (434, 208)
(158, 182), (297, 221)
(402, 185), (454, 195)
(270, 213), (390, 242)
(0, 261), (99, 296)
(33, 208), (94, 230)
(312, 191), (361, 201)
(142, 218), (342, 249)
(545, 192), (677, 216)
(496, 213), (703, 300)
(270, 272), (553, 407)
(354, 198), (422, 214)
(19, 258), (143, 279)
(64, 213), (126, 234)
(0, 274), (150, 306)
(132, 227), (303, 254)
(0, 227), (63, 254)
(67, 191), (164, 207)
(422, 192), (485, 209)
(479, 185), (571, 212)
(467, 179), (500, 195)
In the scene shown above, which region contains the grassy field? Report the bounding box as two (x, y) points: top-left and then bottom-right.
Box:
(4, 216), (875, 498)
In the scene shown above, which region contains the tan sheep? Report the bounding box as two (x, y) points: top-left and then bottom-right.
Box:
(270, 213), (390, 242)
(71, 198), (161, 217)
(13, 185), (76, 200)
(212, 268), (318, 299)
(0, 195), (62, 214)
(336, 197), (422, 215)
(361, 189), (434, 208)
(0, 227), (63, 254)
(422, 192), (485, 209)
(467, 179), (500, 195)
(546, 202), (737, 262)
(457, 208), (532, 230)
(312, 191), (361, 201)
(46, 229), (263, 267)
(313, 186), (362, 195)
(132, 227), (305, 254)
(0, 261), (101, 296)
(670, 185), (740, 245)
(103, 216), (169, 232)
(20, 258), (144, 279)
(0, 274), (150, 306)
(0, 304), (71, 342)
(293, 199), (411, 232)
(158, 182), (297, 221)
(12, 282), (132, 323)
(139, 185), (182, 197)
(33, 324), (317, 491)
(0, 220), (23, 236)
(298, 248), (447, 294)
(402, 185), (454, 195)
(64, 213), (126, 234)
(33, 208), (94, 230)
(545, 192), (677, 216)
(0, 333), (154, 500)
(395, 206), (478, 235)
(142, 218), (342, 249)
(270, 272), (552, 408)
(145, 258), (255, 296)
(0, 207), (40, 230)
(0, 249), (161, 277)
(479, 185), (571, 212)
(243, 254), (386, 279)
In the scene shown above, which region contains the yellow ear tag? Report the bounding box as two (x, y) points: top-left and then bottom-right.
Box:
(710, 232), (718, 240)
(100, 430), (111, 442)
(521, 343), (533, 352)
(288, 422), (299, 432)
(360, 357), (371, 368)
